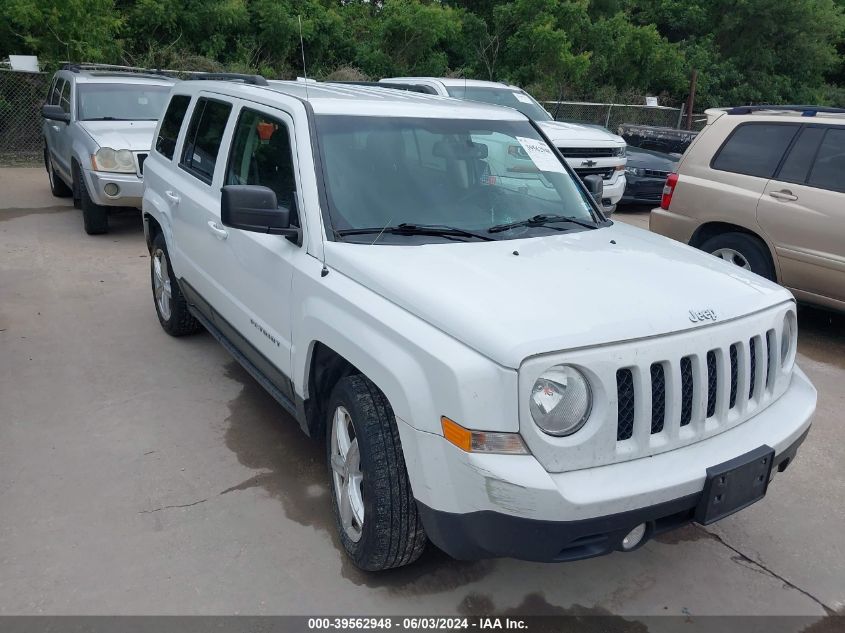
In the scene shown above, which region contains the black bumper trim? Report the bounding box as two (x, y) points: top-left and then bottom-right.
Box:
(418, 428), (809, 563)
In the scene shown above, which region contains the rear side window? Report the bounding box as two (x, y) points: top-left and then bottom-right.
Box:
(808, 128), (845, 192)
(778, 127), (826, 184)
(156, 95), (191, 160)
(712, 123), (800, 178)
(180, 98), (232, 183)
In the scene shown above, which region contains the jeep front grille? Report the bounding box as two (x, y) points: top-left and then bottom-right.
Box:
(615, 330), (777, 442)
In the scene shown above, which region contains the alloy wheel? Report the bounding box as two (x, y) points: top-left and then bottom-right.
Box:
(330, 405), (364, 542)
(152, 248), (173, 321)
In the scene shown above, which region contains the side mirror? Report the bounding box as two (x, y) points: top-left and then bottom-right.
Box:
(41, 104), (70, 123)
(221, 185), (300, 243)
(582, 174), (604, 204)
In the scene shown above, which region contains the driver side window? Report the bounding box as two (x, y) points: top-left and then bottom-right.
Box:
(226, 108), (298, 225)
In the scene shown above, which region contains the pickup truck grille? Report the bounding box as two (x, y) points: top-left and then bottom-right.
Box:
(641, 168), (671, 179)
(615, 332), (776, 443)
(574, 167), (615, 180)
(558, 147), (616, 158)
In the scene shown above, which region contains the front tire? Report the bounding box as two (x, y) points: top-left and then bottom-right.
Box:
(327, 375), (427, 571)
(150, 232), (202, 336)
(700, 232), (775, 281)
(76, 166), (109, 235)
(45, 148), (72, 197)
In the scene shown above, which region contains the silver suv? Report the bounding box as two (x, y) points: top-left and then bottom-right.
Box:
(41, 64), (173, 234)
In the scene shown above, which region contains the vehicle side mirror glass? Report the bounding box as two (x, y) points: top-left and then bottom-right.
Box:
(41, 104), (70, 123)
(221, 185), (300, 243)
(582, 174), (604, 204)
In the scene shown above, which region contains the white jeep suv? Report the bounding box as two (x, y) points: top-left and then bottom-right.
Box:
(380, 77), (627, 213)
(142, 78), (815, 571)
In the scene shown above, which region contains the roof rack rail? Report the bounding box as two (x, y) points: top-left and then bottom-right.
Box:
(184, 72), (268, 86)
(726, 105), (845, 116)
(329, 81), (435, 94)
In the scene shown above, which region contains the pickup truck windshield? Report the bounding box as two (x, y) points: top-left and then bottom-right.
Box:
(445, 86), (553, 122)
(316, 116), (599, 243)
(77, 83), (171, 121)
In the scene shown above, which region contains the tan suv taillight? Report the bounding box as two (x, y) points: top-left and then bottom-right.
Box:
(660, 173), (679, 210)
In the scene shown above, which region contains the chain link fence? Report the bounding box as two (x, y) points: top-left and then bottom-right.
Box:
(0, 69), (49, 166)
(542, 101), (686, 131)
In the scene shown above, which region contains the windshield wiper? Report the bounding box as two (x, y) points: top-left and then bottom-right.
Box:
(336, 223), (494, 242)
(488, 214), (598, 234)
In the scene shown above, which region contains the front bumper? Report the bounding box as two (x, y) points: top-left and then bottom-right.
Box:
(620, 175), (665, 205)
(84, 169), (144, 208)
(599, 173), (625, 207)
(418, 428), (806, 562)
(398, 367), (815, 562)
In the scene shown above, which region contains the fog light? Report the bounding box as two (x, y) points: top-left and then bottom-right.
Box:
(621, 523), (647, 550)
(104, 183), (119, 197)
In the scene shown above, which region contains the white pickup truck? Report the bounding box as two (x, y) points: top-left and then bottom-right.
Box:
(142, 78), (815, 571)
(380, 77), (627, 213)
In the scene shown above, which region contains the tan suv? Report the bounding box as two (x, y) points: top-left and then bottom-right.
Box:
(651, 105), (845, 313)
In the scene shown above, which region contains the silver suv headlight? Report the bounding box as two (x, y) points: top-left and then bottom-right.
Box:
(529, 365), (592, 436)
(92, 147), (136, 173)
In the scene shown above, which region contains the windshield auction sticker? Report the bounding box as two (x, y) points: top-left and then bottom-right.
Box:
(515, 136), (566, 173)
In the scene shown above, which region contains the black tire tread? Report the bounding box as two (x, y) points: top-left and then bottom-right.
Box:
(329, 375), (427, 571)
(45, 148), (72, 197)
(701, 231), (775, 281)
(151, 233), (202, 337)
(77, 166), (109, 235)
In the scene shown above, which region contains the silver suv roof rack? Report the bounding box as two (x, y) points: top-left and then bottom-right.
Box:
(726, 105), (845, 116)
(183, 72), (268, 86)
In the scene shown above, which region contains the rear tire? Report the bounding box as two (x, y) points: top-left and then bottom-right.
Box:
(150, 232), (202, 336)
(326, 375), (427, 571)
(700, 232), (775, 281)
(77, 166), (109, 235)
(44, 148), (72, 197)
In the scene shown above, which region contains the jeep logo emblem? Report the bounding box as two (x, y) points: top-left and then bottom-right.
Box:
(689, 309), (718, 323)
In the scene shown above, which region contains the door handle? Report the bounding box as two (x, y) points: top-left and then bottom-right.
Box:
(164, 190), (180, 205)
(51, 125), (61, 132)
(207, 221), (229, 240)
(769, 190), (798, 202)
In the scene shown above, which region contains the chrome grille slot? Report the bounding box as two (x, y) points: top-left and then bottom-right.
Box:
(680, 356), (694, 427)
(706, 350), (718, 418)
(729, 344), (739, 409)
(650, 363), (666, 434)
(616, 369), (635, 441)
(766, 329), (776, 390)
(749, 337), (757, 399)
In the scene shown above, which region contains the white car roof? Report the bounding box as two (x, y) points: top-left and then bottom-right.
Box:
(175, 80), (529, 120)
(385, 77), (521, 90)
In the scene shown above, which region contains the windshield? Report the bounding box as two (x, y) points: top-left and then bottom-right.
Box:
(77, 83), (171, 121)
(316, 115), (599, 244)
(445, 86), (553, 122)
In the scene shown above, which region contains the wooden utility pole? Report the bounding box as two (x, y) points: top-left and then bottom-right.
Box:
(685, 69), (698, 130)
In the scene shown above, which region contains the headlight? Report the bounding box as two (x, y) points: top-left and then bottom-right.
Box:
(614, 146), (627, 158)
(781, 311), (797, 370)
(625, 166), (644, 176)
(92, 147), (136, 173)
(529, 365), (592, 436)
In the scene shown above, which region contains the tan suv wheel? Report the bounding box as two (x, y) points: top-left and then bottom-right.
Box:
(701, 232), (775, 281)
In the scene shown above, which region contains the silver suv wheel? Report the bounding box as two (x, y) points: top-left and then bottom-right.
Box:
(330, 405), (364, 542)
(152, 247), (172, 321)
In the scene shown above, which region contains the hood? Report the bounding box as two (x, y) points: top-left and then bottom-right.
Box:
(538, 120), (625, 146)
(626, 147), (679, 171)
(78, 120), (157, 152)
(325, 223), (792, 368)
